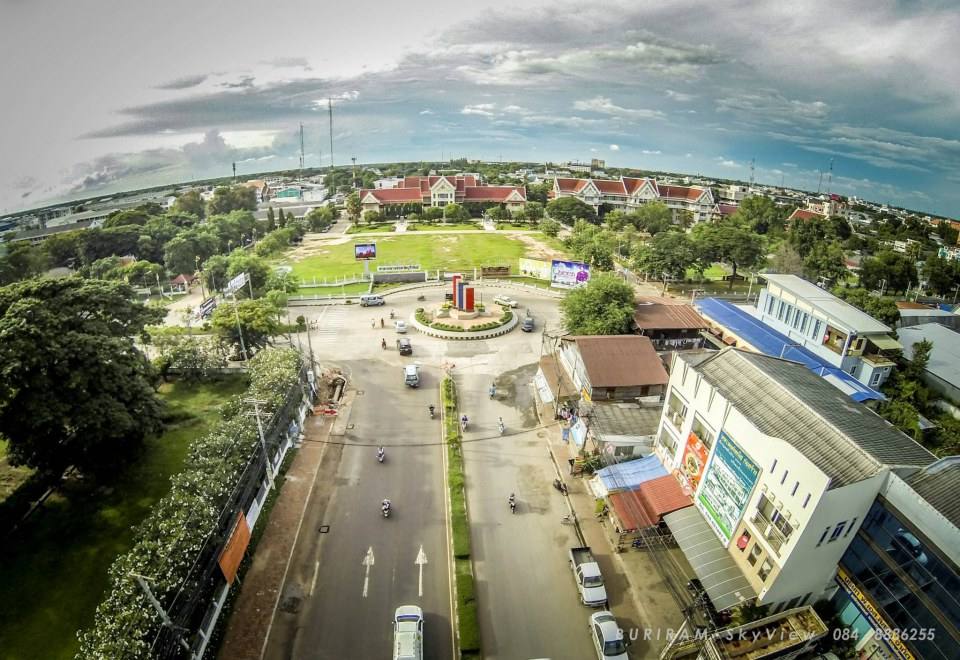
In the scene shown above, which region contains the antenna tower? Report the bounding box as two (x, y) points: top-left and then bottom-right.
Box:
(328, 98), (334, 183)
(826, 157), (834, 195)
(232, 162), (236, 182)
(351, 156), (357, 189)
(299, 123), (305, 182)
(816, 170), (823, 194)
(749, 158), (755, 187)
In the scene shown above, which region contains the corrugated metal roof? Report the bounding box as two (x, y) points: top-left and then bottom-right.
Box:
(761, 273), (891, 333)
(590, 403), (662, 439)
(905, 457), (960, 529)
(567, 335), (669, 388)
(689, 349), (935, 487)
(633, 299), (710, 331)
(609, 476), (692, 530)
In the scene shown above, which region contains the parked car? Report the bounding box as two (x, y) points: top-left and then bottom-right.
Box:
(393, 605), (424, 660)
(397, 337), (413, 355)
(570, 546), (608, 607)
(589, 611), (629, 660)
(395, 320), (408, 333)
(521, 316), (535, 332)
(494, 295), (518, 308)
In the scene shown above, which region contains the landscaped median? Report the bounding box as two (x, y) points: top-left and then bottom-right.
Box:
(441, 376), (481, 659)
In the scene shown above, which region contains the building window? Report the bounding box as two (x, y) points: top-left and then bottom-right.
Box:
(691, 415), (716, 450)
(777, 301), (786, 320)
(657, 426), (678, 456)
(770, 458), (778, 473)
(667, 390), (688, 432)
(766, 296), (776, 314)
(828, 522), (846, 543)
(780, 469), (789, 485)
(870, 372), (881, 386)
(816, 527), (830, 546)
(758, 559), (773, 581)
(803, 493), (811, 508)
(844, 517), (858, 537)
(800, 314), (809, 334)
(811, 320), (822, 340)
(747, 543), (763, 566)
(792, 310), (803, 329)
(791, 481), (799, 497)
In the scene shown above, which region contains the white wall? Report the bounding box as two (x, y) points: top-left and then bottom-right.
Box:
(883, 472), (960, 566)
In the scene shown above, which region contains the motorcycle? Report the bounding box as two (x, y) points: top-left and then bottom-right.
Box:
(460, 415), (468, 432)
(382, 500), (392, 518)
(428, 405), (435, 419)
(377, 447), (385, 463)
(489, 384), (496, 399)
(508, 494), (517, 514)
(498, 418), (505, 435)
(389, 310), (396, 320)
(553, 479), (568, 495)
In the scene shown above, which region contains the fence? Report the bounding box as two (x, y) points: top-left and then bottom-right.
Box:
(152, 364), (315, 658)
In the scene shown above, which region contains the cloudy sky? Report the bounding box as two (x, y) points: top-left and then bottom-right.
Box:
(2, 0), (960, 216)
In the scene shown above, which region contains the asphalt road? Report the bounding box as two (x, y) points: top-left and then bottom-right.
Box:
(263, 284), (599, 659)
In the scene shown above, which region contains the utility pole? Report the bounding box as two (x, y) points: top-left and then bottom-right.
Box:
(749, 158), (755, 188)
(246, 399), (275, 488)
(131, 573), (197, 658)
(827, 157), (834, 195)
(351, 156), (357, 189)
(232, 161), (236, 183)
(328, 98), (334, 179)
(299, 123), (305, 184)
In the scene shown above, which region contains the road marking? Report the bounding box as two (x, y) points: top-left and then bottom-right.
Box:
(415, 545), (428, 597)
(309, 560), (320, 597)
(308, 305), (346, 345)
(362, 546), (375, 598)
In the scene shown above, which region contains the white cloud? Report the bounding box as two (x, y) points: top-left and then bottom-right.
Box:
(419, 109), (434, 115)
(665, 89), (695, 102)
(609, 144), (620, 151)
(573, 96), (665, 120)
(641, 149), (662, 155)
(461, 103), (497, 117)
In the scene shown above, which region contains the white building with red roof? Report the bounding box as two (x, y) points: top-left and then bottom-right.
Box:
(358, 174), (526, 213)
(550, 176), (714, 223)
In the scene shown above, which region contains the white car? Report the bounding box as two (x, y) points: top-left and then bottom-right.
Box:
(393, 605), (424, 660)
(494, 295), (518, 308)
(395, 320), (408, 333)
(590, 611), (629, 660)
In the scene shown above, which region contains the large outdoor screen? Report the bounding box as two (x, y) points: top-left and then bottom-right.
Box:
(550, 259), (590, 288)
(354, 243), (377, 260)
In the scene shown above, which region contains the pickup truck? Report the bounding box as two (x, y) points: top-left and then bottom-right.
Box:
(569, 546), (608, 607)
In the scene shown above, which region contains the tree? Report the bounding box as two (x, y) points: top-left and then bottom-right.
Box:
(787, 215), (830, 258)
(171, 190), (206, 219)
(632, 202), (673, 235)
(125, 260), (166, 288)
(879, 400), (923, 442)
(526, 181), (552, 204)
(803, 241), (848, 285)
(564, 220), (617, 270)
(207, 185), (257, 215)
(524, 201), (545, 222)
(277, 207), (287, 228)
(103, 209), (151, 228)
(443, 203), (470, 222)
(0, 242), (48, 284)
(733, 196), (787, 235)
(559, 273), (635, 335)
(227, 252), (271, 296)
(346, 192), (361, 221)
(211, 298), (281, 357)
(201, 254), (230, 292)
(43, 231), (84, 267)
(539, 218), (561, 237)
(922, 254), (959, 296)
(632, 232), (698, 290)
(546, 196), (596, 225)
(152, 335), (226, 383)
(0, 277), (165, 476)
(859, 250), (916, 293)
(422, 206), (444, 222)
(305, 205), (335, 231)
(79, 226), (142, 264)
(363, 209), (384, 224)
(163, 230), (218, 275)
(831, 287), (900, 326)
(488, 206), (510, 221)
(769, 243), (804, 275)
(266, 206), (276, 231)
(691, 221), (764, 289)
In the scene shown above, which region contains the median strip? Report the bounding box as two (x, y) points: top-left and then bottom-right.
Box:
(441, 375), (481, 659)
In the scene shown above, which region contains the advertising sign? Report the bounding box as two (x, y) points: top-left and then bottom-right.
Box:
(551, 259), (591, 289)
(376, 264), (421, 272)
(223, 272), (248, 296)
(835, 567), (915, 660)
(519, 257), (552, 281)
(696, 431), (760, 545)
(678, 431), (709, 494)
(354, 243), (377, 260)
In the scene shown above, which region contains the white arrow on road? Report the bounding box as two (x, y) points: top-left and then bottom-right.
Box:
(415, 545), (428, 597)
(362, 546), (375, 598)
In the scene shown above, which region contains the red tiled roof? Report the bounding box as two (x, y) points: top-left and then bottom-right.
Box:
(568, 335), (669, 387)
(658, 185), (706, 202)
(594, 179), (627, 195)
(360, 188), (424, 203)
(609, 475), (691, 531)
(461, 186), (526, 201)
(787, 208), (823, 222)
(717, 203), (739, 216)
(555, 177), (588, 193)
(623, 177), (657, 196)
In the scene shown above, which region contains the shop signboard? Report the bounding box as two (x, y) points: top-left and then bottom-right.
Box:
(696, 431), (759, 545)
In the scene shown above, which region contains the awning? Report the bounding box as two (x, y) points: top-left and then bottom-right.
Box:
(664, 506), (757, 611)
(867, 335), (902, 351)
(609, 475), (692, 531)
(596, 455), (668, 493)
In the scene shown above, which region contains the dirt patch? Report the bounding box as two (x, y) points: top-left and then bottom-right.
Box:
(510, 233), (565, 261)
(284, 236), (351, 262)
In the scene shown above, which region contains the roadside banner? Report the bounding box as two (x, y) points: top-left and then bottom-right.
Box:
(551, 260), (591, 288)
(223, 272), (248, 296)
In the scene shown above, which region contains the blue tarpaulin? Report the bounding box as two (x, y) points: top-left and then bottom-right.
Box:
(695, 297), (885, 402)
(596, 455), (668, 492)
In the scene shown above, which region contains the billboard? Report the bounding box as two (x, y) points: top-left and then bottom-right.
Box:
(519, 258), (552, 280)
(223, 272), (248, 296)
(354, 243), (377, 260)
(551, 259), (591, 289)
(696, 431), (760, 545)
(677, 431), (709, 494)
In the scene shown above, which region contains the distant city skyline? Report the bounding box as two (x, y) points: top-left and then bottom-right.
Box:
(2, 0), (959, 216)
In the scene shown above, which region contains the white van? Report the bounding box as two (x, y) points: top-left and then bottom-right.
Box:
(360, 294), (385, 307)
(404, 364), (420, 388)
(393, 605), (423, 660)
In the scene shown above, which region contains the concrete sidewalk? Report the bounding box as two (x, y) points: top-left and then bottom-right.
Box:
(538, 404), (689, 658)
(216, 407), (340, 660)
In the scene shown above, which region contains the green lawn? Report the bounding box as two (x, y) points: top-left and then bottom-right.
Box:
(294, 282), (371, 296)
(285, 233), (535, 281)
(413, 222), (482, 231)
(346, 222), (395, 234)
(0, 376), (249, 660)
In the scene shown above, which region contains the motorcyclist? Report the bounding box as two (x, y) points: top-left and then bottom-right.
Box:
(390, 309), (396, 319)
(380, 317), (385, 328)
(489, 382), (496, 398)
(428, 404), (435, 418)
(508, 493), (516, 512)
(498, 416), (505, 434)
(382, 498), (391, 514)
(377, 446), (385, 461)
(460, 414), (468, 430)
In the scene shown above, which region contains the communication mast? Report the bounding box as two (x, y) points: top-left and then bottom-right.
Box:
(299, 123), (305, 183)
(749, 158), (755, 188)
(328, 99), (334, 179)
(826, 157), (834, 195)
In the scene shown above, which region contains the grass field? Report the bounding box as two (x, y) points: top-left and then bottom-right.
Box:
(346, 223), (395, 234)
(293, 282), (371, 296)
(0, 376), (249, 660)
(285, 233), (547, 281)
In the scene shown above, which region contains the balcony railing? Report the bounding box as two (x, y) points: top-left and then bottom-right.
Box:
(667, 407), (685, 433)
(751, 511), (789, 555)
